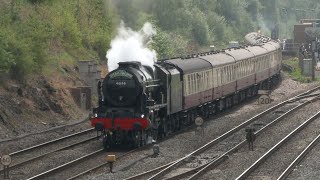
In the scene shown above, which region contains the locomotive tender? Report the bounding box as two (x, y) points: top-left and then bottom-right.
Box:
(91, 32), (282, 149)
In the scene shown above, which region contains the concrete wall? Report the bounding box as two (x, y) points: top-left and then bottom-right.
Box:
(69, 86), (92, 110)
(78, 60), (103, 97)
(77, 60), (106, 109)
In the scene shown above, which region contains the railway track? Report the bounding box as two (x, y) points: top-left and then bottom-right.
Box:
(0, 128), (96, 179)
(2, 115), (194, 179)
(64, 124), (198, 180)
(236, 110), (320, 180)
(3, 87), (319, 180)
(281, 134), (320, 179)
(186, 95), (320, 180)
(122, 86), (320, 180)
(27, 146), (153, 180)
(27, 148), (105, 179)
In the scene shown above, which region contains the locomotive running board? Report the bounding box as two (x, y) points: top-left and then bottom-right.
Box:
(147, 103), (167, 110)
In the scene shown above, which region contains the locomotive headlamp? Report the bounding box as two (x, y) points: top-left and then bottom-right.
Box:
(141, 114), (145, 118)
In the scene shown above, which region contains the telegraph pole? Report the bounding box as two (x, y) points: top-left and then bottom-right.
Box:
(281, 8), (288, 38)
(312, 39), (316, 80)
(311, 21), (319, 81)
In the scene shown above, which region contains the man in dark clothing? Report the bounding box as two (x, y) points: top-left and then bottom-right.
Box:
(246, 128), (256, 151)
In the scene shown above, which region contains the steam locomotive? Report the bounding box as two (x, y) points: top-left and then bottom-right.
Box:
(91, 32), (282, 149)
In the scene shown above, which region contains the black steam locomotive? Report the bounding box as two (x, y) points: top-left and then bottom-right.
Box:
(91, 32), (282, 149)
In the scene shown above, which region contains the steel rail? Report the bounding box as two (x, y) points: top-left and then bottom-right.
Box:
(9, 128), (94, 156)
(147, 105), (283, 180)
(27, 149), (104, 180)
(68, 141), (172, 180)
(67, 148), (151, 180)
(123, 161), (177, 180)
(235, 110), (320, 180)
(291, 92), (320, 101)
(296, 86), (320, 97)
(147, 86), (320, 180)
(277, 133), (320, 180)
(0, 136), (97, 173)
(187, 94), (320, 180)
(33, 138), (159, 180)
(67, 123), (197, 180)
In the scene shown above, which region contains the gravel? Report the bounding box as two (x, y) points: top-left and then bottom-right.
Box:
(247, 113), (320, 180)
(287, 142), (320, 180)
(0, 116), (91, 154)
(201, 97), (320, 179)
(86, 75), (319, 180)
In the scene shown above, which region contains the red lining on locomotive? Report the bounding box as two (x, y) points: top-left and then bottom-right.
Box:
(91, 117), (150, 130)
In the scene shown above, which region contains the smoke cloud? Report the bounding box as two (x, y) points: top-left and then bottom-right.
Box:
(106, 22), (157, 72)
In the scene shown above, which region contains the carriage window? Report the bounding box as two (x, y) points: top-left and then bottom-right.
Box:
(228, 66), (230, 82)
(241, 61), (244, 77)
(194, 74), (196, 93)
(231, 65), (234, 81)
(214, 68), (218, 87)
(221, 68), (224, 84)
(218, 68), (221, 86)
(244, 61), (247, 76)
(191, 74), (194, 94)
(184, 76), (187, 95)
(203, 71), (205, 90)
(197, 73), (200, 93)
(188, 75), (191, 95)
(189, 75), (191, 94)
(221, 68), (224, 85)
(230, 65), (233, 81)
(226, 66), (229, 83)
(237, 62), (240, 78)
(215, 69), (218, 87)
(252, 59), (254, 73)
(206, 71), (209, 89)
(240, 62), (242, 77)
(249, 60), (251, 74)
(206, 71), (210, 89)
(225, 67), (228, 83)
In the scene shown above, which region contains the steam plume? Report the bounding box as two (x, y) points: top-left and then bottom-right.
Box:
(106, 22), (157, 72)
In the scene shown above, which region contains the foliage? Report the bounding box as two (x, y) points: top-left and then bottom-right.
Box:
(113, 0), (320, 57)
(283, 58), (312, 83)
(152, 30), (175, 59)
(0, 31), (15, 72)
(0, 0), (117, 79)
(1, 0), (320, 79)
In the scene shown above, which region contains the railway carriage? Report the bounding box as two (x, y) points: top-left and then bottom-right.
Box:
(91, 32), (282, 149)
